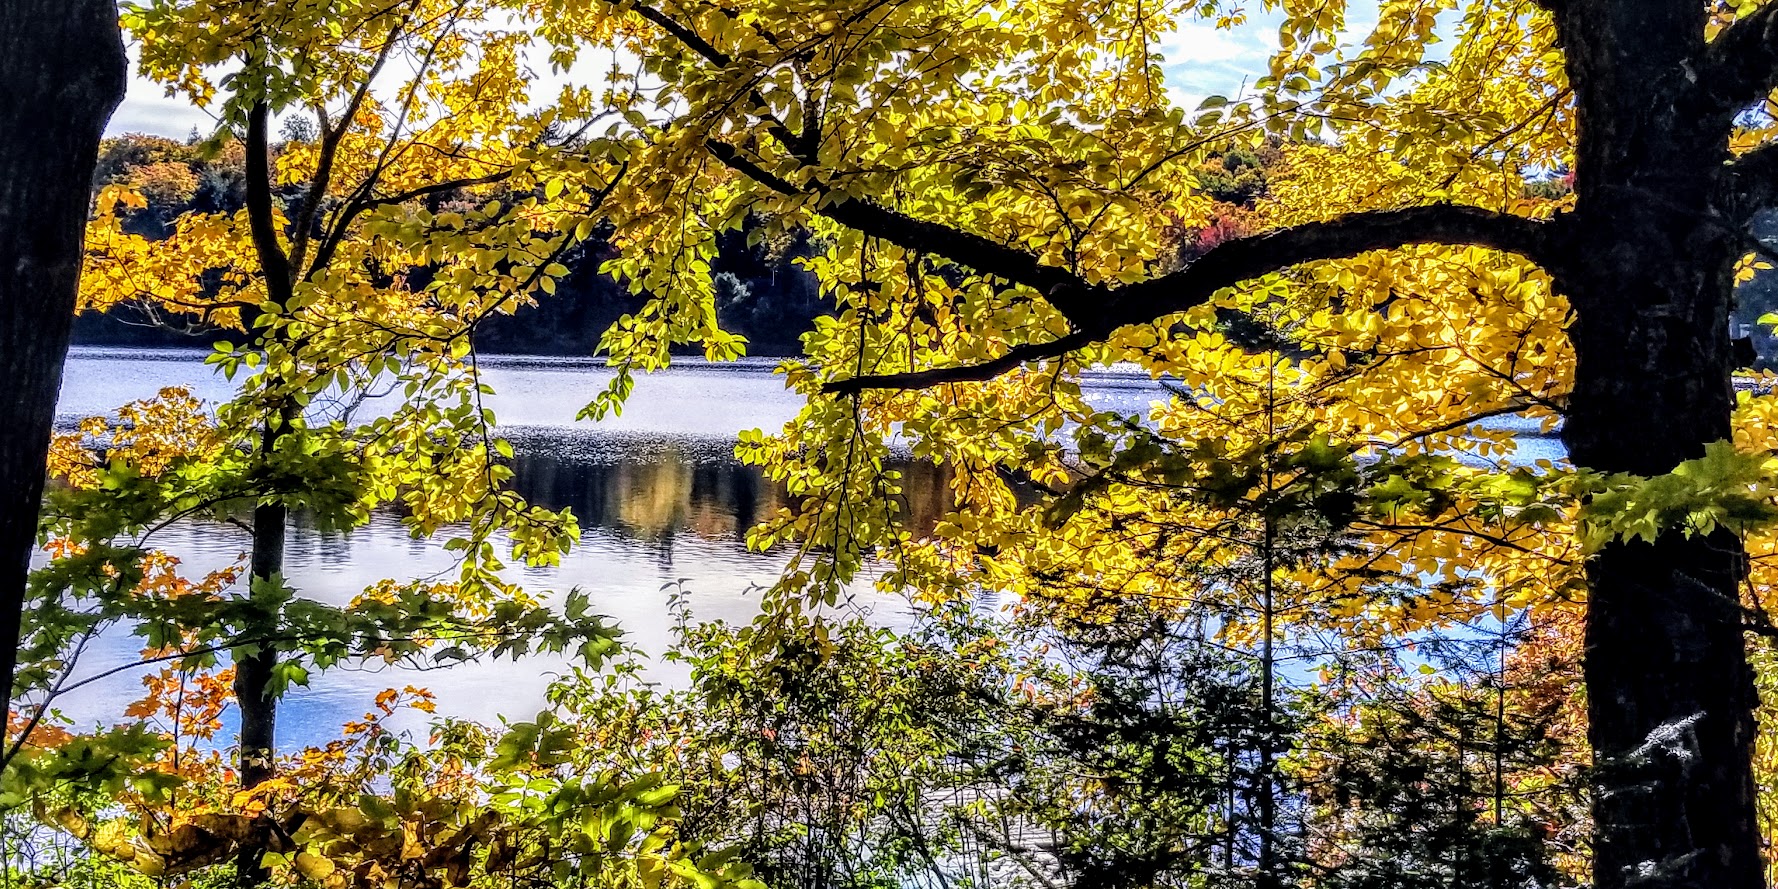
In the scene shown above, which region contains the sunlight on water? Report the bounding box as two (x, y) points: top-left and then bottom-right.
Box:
(49, 347), (1568, 748)
(50, 350), (914, 746)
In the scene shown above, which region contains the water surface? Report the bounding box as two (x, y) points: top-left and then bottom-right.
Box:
(47, 347), (1563, 749)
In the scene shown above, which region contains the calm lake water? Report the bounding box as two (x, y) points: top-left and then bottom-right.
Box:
(44, 349), (1159, 747)
(48, 347), (1563, 751)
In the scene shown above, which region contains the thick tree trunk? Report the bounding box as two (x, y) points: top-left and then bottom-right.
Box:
(0, 2), (127, 721)
(1578, 531), (1757, 888)
(1560, 143), (1761, 889)
(1561, 199), (1762, 889)
(1551, 0), (1765, 882)
(1563, 232), (1760, 887)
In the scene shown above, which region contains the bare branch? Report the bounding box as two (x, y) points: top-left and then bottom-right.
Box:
(823, 330), (1097, 394)
(817, 204), (1552, 393)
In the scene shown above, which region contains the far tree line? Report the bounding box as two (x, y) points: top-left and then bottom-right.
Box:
(109, 132), (1769, 363)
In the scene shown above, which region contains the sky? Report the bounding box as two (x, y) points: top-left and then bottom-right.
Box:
(106, 12), (1287, 139)
(1161, 16), (1281, 107)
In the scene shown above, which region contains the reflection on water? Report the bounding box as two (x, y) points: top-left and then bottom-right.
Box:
(49, 349), (943, 748)
(49, 427), (929, 750)
(46, 347), (1563, 752)
(511, 431), (774, 544)
(504, 428), (953, 545)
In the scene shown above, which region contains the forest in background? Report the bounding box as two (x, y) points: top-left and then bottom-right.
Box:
(72, 133), (1303, 359)
(81, 130), (1778, 366)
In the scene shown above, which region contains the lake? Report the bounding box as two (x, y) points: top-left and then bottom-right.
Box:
(43, 348), (1170, 748)
(47, 347), (1564, 751)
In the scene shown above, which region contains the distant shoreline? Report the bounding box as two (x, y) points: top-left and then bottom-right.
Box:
(61, 344), (1172, 387)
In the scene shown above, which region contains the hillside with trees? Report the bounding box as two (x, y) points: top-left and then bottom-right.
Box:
(74, 135), (1309, 360)
(74, 132), (828, 357)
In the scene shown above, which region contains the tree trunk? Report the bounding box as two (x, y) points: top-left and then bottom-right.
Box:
(0, 1), (127, 723)
(1257, 378), (1281, 889)
(234, 490), (285, 791)
(232, 444), (286, 889)
(233, 102), (295, 889)
(1562, 203), (1762, 889)
(232, 491), (283, 886)
(1551, 0), (1765, 882)
(1563, 236), (1761, 886)
(1560, 132), (1762, 889)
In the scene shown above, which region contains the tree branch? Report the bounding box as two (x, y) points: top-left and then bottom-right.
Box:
(816, 204), (1552, 393)
(1704, 2), (1778, 113)
(1725, 138), (1778, 219)
(630, 1), (731, 66)
(707, 140), (1107, 317)
(632, 2), (807, 152)
(823, 330), (1097, 394)
(1101, 204), (1552, 330)
(648, 0), (1554, 400)
(289, 15), (406, 277)
(308, 170), (514, 274)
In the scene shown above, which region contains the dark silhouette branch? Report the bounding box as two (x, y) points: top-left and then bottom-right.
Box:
(823, 330), (1098, 394)
(1101, 204), (1552, 329)
(665, 6), (1555, 399)
(630, 2), (731, 66)
(1704, 2), (1778, 114)
(1726, 138), (1778, 219)
(706, 140), (1108, 317)
(815, 204), (1553, 393)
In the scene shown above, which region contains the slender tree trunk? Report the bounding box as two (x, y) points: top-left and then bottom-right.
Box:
(1454, 713), (1470, 888)
(1257, 517), (1278, 887)
(233, 101), (295, 889)
(1256, 367), (1280, 889)
(0, 1), (127, 724)
(234, 487), (284, 791)
(1491, 600), (1507, 889)
(231, 490), (283, 888)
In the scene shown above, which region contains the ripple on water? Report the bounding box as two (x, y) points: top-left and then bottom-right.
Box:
(45, 349), (1566, 751)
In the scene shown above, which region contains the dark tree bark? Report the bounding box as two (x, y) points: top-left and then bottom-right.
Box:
(1549, 1), (1762, 884)
(233, 101), (294, 889)
(232, 495), (283, 876)
(0, 1), (127, 722)
(233, 483), (285, 792)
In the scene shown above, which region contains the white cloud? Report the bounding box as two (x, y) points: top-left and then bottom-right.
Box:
(108, 77), (213, 138)
(1162, 18), (1269, 66)
(1158, 12), (1280, 108)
